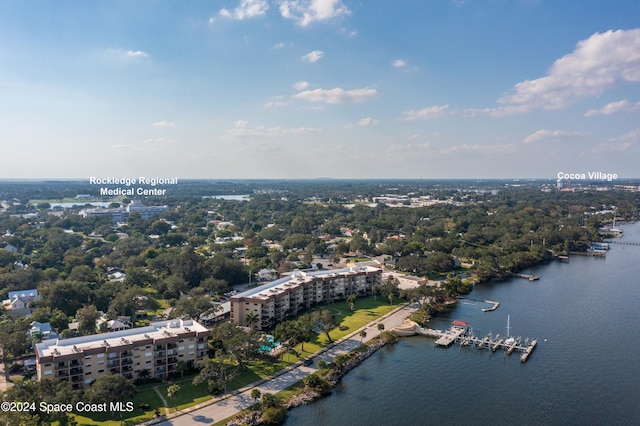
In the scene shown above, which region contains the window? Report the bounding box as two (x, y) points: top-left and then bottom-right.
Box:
(44, 363), (51, 367)
(97, 353), (104, 358)
(44, 370), (52, 375)
(84, 355), (92, 360)
(98, 361), (104, 365)
(85, 364), (92, 368)
(178, 346), (185, 350)
(85, 371), (91, 376)
(145, 352), (152, 357)
(188, 344), (195, 349)
(98, 369), (104, 373)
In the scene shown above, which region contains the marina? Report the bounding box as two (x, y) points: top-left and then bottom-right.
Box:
(394, 317), (538, 362)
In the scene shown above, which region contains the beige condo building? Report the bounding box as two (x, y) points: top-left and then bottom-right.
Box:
(230, 263), (383, 330)
(35, 319), (209, 389)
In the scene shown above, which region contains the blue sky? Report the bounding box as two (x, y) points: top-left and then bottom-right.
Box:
(2, 0), (640, 180)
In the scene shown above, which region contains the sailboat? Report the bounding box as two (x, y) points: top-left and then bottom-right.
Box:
(504, 315), (515, 346)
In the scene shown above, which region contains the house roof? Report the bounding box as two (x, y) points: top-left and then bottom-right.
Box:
(8, 289), (39, 300)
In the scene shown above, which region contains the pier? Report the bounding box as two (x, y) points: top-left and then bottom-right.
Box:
(403, 320), (538, 362)
(569, 250), (606, 257)
(603, 240), (640, 246)
(511, 273), (540, 281)
(459, 297), (500, 312)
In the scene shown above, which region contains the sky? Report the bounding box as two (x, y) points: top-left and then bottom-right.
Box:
(2, 0), (640, 180)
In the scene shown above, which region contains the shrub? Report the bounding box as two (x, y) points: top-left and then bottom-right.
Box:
(261, 407), (287, 425)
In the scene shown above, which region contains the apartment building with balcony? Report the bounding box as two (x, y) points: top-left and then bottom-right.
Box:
(34, 319), (209, 390)
(230, 263), (383, 330)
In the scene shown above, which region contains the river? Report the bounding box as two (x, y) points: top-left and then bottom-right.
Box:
(286, 223), (640, 426)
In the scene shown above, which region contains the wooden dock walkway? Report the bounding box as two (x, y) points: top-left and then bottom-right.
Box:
(416, 324), (538, 362)
(510, 273), (540, 281)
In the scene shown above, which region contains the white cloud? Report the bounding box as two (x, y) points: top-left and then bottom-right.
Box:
(439, 143), (517, 156)
(293, 81), (310, 91)
(584, 99), (640, 116)
(151, 120), (175, 128)
(494, 29), (640, 115)
(222, 120), (322, 139)
(274, 42), (285, 49)
(126, 50), (148, 58)
(107, 49), (149, 59)
(280, 0), (350, 27)
(144, 137), (175, 145)
(220, 0), (269, 20)
(401, 105), (449, 121)
(356, 117), (379, 126)
(264, 96), (291, 108)
(301, 50), (325, 62)
(208, 17), (216, 25)
(392, 59), (407, 68)
(590, 129), (640, 153)
(523, 129), (586, 144)
(294, 87), (378, 104)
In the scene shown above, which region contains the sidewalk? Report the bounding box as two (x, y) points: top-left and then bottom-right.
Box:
(150, 303), (418, 426)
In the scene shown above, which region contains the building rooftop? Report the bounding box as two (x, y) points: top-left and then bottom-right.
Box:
(35, 318), (207, 358)
(232, 262), (381, 300)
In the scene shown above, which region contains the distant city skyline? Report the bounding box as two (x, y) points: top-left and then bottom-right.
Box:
(2, 1), (640, 179)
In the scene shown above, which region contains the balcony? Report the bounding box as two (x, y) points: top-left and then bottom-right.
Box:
(70, 367), (83, 375)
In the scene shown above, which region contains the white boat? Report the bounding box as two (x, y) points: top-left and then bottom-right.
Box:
(504, 315), (515, 346)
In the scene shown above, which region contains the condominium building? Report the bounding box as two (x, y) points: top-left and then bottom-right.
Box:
(34, 319), (209, 390)
(230, 263), (383, 330)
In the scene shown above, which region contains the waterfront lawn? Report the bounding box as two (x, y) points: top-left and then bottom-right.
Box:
(292, 298), (400, 356)
(159, 376), (211, 413)
(227, 358), (291, 390)
(72, 382), (165, 425)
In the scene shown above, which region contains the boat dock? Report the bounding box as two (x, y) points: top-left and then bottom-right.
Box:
(409, 320), (538, 362)
(459, 297), (500, 312)
(511, 273), (540, 281)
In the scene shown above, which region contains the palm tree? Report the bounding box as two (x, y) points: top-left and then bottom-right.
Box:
(137, 368), (151, 383)
(347, 294), (357, 311)
(167, 384), (180, 411)
(359, 330), (367, 342)
(245, 311), (259, 329)
(377, 323), (385, 335)
(176, 360), (188, 383)
(251, 388), (262, 409)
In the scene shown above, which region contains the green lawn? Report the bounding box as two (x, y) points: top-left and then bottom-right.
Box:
(72, 382), (165, 425)
(158, 375), (211, 413)
(289, 297), (400, 359)
(227, 358), (291, 390)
